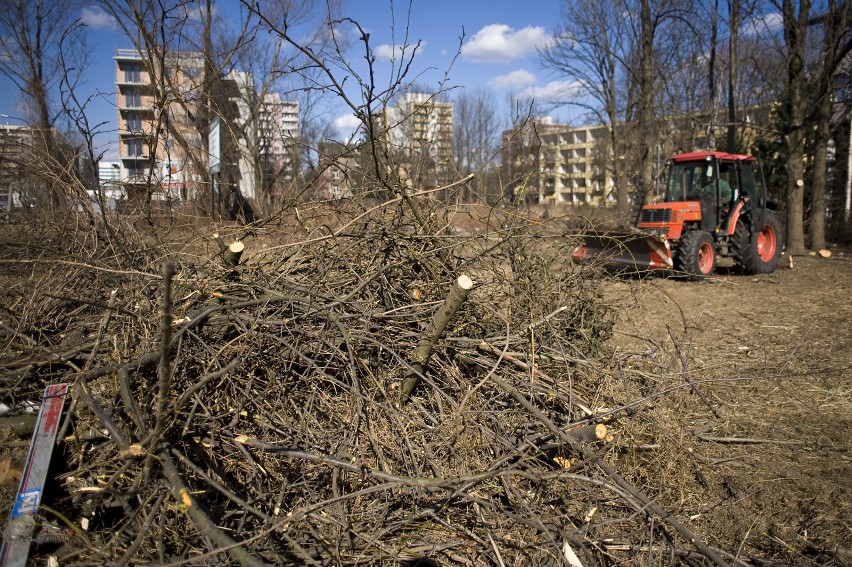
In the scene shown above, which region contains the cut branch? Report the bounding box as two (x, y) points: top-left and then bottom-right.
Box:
(400, 274), (473, 404)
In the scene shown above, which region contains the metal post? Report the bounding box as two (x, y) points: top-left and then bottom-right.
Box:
(0, 384), (68, 567)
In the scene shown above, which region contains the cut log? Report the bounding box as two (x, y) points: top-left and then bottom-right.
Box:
(400, 274), (473, 404)
(565, 423), (608, 444)
(0, 414), (37, 438)
(223, 241), (245, 267)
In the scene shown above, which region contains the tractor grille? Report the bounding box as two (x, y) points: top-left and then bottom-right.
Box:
(641, 208), (672, 223)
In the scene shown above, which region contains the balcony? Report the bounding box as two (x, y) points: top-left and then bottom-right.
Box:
(121, 154), (150, 162)
(123, 174), (152, 185)
(115, 78), (151, 87)
(118, 127), (150, 137)
(115, 49), (143, 60)
(118, 102), (153, 112)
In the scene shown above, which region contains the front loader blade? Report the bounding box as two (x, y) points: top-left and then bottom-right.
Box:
(572, 232), (673, 273)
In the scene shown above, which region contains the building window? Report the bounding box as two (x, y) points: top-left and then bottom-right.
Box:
(126, 114), (142, 132)
(125, 163), (143, 178)
(125, 90), (141, 108)
(125, 139), (144, 157)
(124, 64), (141, 83)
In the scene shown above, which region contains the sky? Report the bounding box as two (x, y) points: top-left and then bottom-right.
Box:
(0, 0), (571, 161)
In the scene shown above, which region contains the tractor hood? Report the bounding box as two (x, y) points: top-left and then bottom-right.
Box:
(636, 201), (702, 240)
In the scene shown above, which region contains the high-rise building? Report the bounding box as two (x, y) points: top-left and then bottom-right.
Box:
(384, 93), (454, 186)
(257, 92), (300, 197)
(114, 50), (261, 204)
(114, 50), (150, 189)
(114, 49), (204, 200)
(259, 93), (299, 153)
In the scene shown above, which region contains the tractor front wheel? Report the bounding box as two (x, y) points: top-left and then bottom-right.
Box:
(675, 230), (716, 279)
(732, 211), (782, 274)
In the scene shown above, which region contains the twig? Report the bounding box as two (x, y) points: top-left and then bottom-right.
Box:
(158, 449), (267, 567)
(152, 262), (175, 446)
(483, 371), (731, 567)
(75, 378), (129, 451)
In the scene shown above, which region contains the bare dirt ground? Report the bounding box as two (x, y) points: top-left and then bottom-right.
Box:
(601, 251), (852, 564)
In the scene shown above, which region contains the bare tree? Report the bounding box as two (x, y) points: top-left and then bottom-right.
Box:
(453, 88), (500, 202)
(0, 0), (88, 207)
(541, 0), (698, 210)
(726, 0), (741, 151)
(539, 0), (633, 213)
(807, 0), (852, 250)
(0, 0), (88, 129)
(779, 0), (811, 255)
(634, 0), (657, 204)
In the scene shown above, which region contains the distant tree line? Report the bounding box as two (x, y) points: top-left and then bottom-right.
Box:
(0, 0), (849, 250)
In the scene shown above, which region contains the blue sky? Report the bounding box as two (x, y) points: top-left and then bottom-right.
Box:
(0, 0), (569, 160)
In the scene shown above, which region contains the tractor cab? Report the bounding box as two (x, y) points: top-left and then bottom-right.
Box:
(665, 156), (735, 231)
(656, 151), (770, 234)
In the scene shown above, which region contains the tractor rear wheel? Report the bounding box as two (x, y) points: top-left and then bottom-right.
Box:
(732, 211), (782, 274)
(675, 230), (716, 279)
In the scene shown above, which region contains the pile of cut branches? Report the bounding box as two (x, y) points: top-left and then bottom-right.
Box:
(0, 197), (738, 566)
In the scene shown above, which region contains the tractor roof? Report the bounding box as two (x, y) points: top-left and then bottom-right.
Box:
(670, 150), (756, 163)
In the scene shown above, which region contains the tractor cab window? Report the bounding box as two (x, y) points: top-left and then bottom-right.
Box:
(665, 162), (714, 202)
(718, 163), (737, 210)
(739, 161), (763, 203)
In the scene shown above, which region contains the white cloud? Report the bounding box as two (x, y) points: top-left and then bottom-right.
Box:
(517, 80), (581, 104)
(461, 24), (552, 63)
(374, 42), (424, 61)
(334, 114), (362, 131)
(741, 11), (783, 36)
(80, 6), (117, 30)
(489, 69), (535, 89)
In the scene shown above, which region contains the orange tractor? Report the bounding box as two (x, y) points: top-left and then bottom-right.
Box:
(572, 150), (783, 278)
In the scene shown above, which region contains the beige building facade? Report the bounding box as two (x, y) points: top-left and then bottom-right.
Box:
(384, 93), (454, 186)
(114, 50), (263, 203)
(501, 120), (612, 206)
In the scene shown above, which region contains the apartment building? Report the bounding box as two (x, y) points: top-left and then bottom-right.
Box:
(114, 49), (260, 203)
(259, 93), (299, 157)
(115, 49), (157, 191)
(314, 140), (356, 201)
(501, 120), (611, 206)
(258, 92), (300, 197)
(384, 93), (454, 186)
(0, 124), (34, 210)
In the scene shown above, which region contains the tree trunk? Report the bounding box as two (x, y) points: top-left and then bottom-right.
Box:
(782, 0), (810, 255)
(639, 0), (656, 205)
(726, 0), (739, 153)
(810, 0), (851, 250)
(811, 87), (830, 251)
(707, 0), (718, 148)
